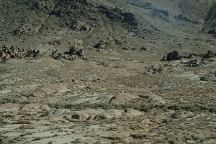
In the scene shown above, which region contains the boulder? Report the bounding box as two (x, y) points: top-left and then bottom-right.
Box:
(162, 51), (181, 61)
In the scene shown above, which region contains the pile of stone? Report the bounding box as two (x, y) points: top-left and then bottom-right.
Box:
(94, 40), (107, 50)
(0, 45), (41, 61)
(0, 45), (25, 60)
(25, 50), (41, 58)
(65, 20), (91, 32)
(162, 50), (216, 62)
(184, 59), (200, 67)
(186, 51), (216, 59)
(202, 50), (216, 59)
(144, 65), (163, 75)
(51, 46), (86, 61)
(161, 50), (216, 68)
(0, 44), (86, 62)
(200, 69), (216, 82)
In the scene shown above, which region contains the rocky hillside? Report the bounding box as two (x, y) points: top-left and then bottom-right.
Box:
(0, 0), (215, 55)
(0, 0), (137, 37)
(0, 0), (214, 38)
(203, 2), (216, 35)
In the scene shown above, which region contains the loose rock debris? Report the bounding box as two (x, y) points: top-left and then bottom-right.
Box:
(0, 45), (86, 62)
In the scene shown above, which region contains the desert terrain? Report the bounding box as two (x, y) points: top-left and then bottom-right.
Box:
(0, 0), (216, 143)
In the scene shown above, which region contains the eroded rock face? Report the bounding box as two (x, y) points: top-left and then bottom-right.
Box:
(204, 3), (216, 35)
(98, 5), (138, 29)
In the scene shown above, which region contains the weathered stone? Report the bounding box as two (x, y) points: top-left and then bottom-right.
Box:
(68, 21), (91, 32)
(185, 59), (200, 67)
(65, 111), (90, 121)
(203, 50), (215, 58)
(0, 103), (20, 116)
(34, 84), (69, 97)
(144, 64), (163, 75)
(139, 91), (166, 105)
(125, 108), (142, 118)
(21, 103), (42, 115)
(51, 47), (86, 61)
(109, 92), (137, 104)
(95, 109), (124, 120)
(95, 40), (107, 50)
(0, 45), (41, 60)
